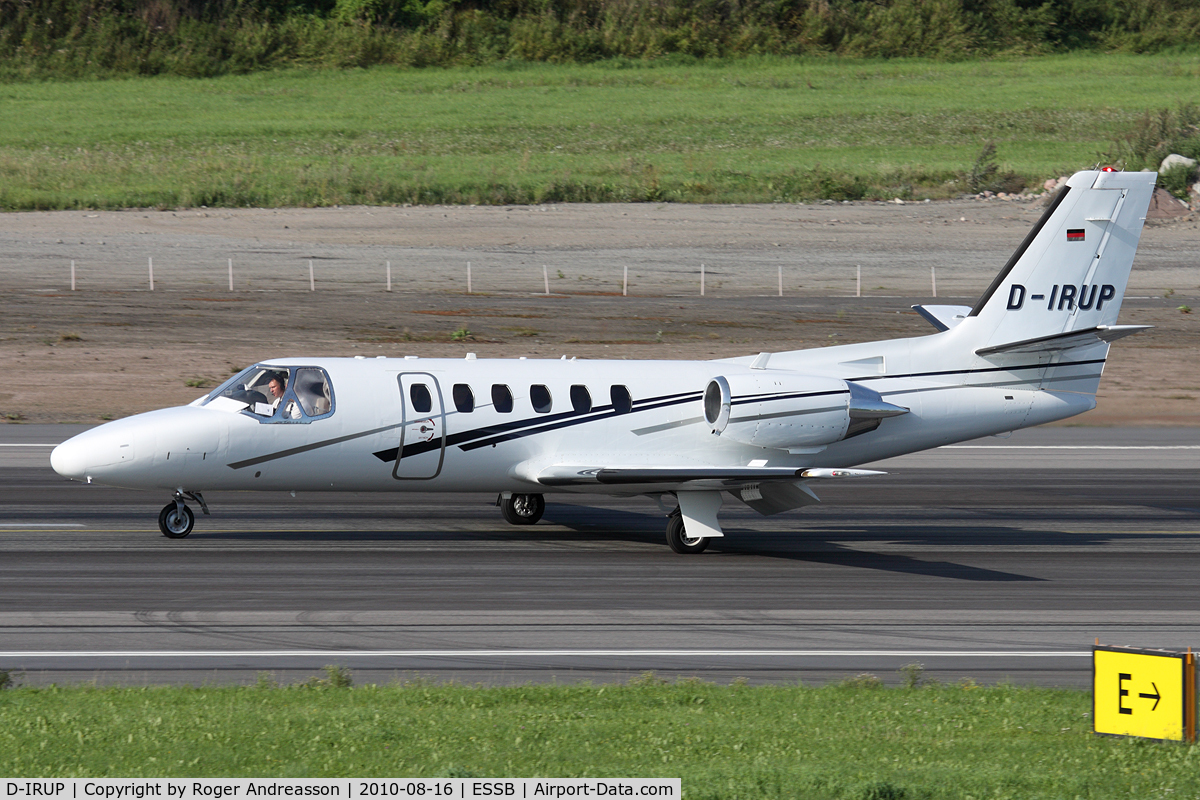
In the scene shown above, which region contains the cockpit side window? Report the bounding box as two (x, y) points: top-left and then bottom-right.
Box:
(205, 366), (272, 408)
(294, 368), (333, 417)
(203, 364), (334, 423)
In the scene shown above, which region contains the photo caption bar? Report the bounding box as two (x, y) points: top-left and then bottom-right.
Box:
(2, 780), (680, 800)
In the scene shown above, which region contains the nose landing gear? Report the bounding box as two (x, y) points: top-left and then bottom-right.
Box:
(158, 489), (209, 539)
(158, 502), (194, 538)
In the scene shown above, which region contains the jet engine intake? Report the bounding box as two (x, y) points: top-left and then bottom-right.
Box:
(704, 373), (907, 450)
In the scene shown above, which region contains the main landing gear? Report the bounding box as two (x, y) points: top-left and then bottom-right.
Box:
(665, 508), (709, 554)
(498, 492), (545, 525)
(158, 489), (209, 539)
(660, 492), (722, 554)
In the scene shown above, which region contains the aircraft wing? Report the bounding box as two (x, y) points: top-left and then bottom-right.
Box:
(530, 465), (885, 487)
(975, 324), (1152, 356)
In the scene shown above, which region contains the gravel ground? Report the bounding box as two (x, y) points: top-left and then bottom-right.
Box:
(2, 199), (1197, 424)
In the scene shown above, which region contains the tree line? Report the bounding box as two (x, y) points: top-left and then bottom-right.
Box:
(1, 0), (1198, 78)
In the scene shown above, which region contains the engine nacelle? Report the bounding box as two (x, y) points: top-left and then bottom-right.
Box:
(703, 372), (907, 451)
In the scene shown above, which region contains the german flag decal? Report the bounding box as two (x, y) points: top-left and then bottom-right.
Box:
(1067, 228), (1085, 242)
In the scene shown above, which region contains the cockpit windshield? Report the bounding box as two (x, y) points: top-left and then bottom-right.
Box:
(202, 365), (334, 422)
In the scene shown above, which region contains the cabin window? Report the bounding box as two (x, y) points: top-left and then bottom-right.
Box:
(492, 384), (514, 413)
(410, 383), (432, 414)
(202, 364), (334, 423)
(452, 384), (474, 413)
(530, 384), (552, 414)
(570, 385), (591, 413)
(293, 368), (332, 417)
(611, 385), (633, 414)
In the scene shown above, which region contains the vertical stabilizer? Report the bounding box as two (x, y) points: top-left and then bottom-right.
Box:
(966, 170), (1156, 351)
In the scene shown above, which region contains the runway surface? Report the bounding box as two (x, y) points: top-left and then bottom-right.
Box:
(1, 425), (1198, 688)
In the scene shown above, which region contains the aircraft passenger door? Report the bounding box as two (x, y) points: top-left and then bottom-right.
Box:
(393, 373), (447, 480)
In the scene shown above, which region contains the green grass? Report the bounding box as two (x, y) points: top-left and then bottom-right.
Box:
(2, 677), (1199, 797)
(2, 53), (1199, 210)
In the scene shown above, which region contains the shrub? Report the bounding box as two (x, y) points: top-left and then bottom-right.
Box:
(964, 142), (1024, 194)
(1159, 162), (1197, 198)
(5, 0), (1200, 79)
(1106, 103), (1200, 172)
(838, 672), (883, 689)
(297, 665), (353, 688)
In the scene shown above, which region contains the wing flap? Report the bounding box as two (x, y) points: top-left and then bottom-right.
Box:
(532, 464), (885, 487)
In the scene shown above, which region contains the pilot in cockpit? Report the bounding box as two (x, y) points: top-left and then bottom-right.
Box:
(267, 372), (300, 419)
(206, 365), (330, 420)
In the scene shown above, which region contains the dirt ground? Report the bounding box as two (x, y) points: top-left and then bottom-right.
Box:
(2, 198), (1198, 425)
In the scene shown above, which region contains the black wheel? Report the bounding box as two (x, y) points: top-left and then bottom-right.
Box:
(665, 514), (709, 554)
(501, 493), (545, 525)
(158, 503), (195, 538)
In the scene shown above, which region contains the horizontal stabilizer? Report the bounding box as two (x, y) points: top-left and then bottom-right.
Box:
(975, 324), (1152, 356)
(912, 304), (972, 332)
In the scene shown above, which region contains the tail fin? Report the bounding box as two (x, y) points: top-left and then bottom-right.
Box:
(967, 169), (1156, 353)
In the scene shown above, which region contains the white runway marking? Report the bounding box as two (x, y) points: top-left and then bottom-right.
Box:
(941, 445), (1200, 450)
(0, 523), (85, 527)
(0, 443), (57, 447)
(0, 649), (1092, 658)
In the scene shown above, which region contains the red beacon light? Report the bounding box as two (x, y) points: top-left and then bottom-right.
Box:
(1101, 166), (1117, 172)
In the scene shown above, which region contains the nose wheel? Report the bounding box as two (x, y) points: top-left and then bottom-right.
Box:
(158, 489), (209, 538)
(499, 493), (545, 525)
(158, 502), (195, 538)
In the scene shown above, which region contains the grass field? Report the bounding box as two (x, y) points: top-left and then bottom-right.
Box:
(1, 676), (1198, 797)
(2, 53), (1199, 210)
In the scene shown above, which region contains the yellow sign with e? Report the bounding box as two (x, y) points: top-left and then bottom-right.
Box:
(1093, 646), (1196, 742)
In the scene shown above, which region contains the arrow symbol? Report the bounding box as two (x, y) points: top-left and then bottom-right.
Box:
(1139, 682), (1161, 711)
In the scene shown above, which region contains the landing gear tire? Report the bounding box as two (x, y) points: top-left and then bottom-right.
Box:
(158, 503), (195, 538)
(501, 493), (545, 525)
(665, 513), (708, 554)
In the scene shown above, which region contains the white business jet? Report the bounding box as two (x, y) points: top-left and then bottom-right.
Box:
(52, 168), (1156, 552)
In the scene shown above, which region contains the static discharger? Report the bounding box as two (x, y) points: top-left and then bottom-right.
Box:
(1093, 642), (1197, 742)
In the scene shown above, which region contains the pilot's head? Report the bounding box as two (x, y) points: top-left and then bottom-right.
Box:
(267, 374), (287, 398)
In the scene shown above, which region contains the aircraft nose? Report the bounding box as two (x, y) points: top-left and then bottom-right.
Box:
(50, 436), (90, 480)
(50, 423), (137, 482)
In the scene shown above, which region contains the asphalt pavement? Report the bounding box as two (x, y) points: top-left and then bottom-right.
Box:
(1, 425), (1197, 687)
